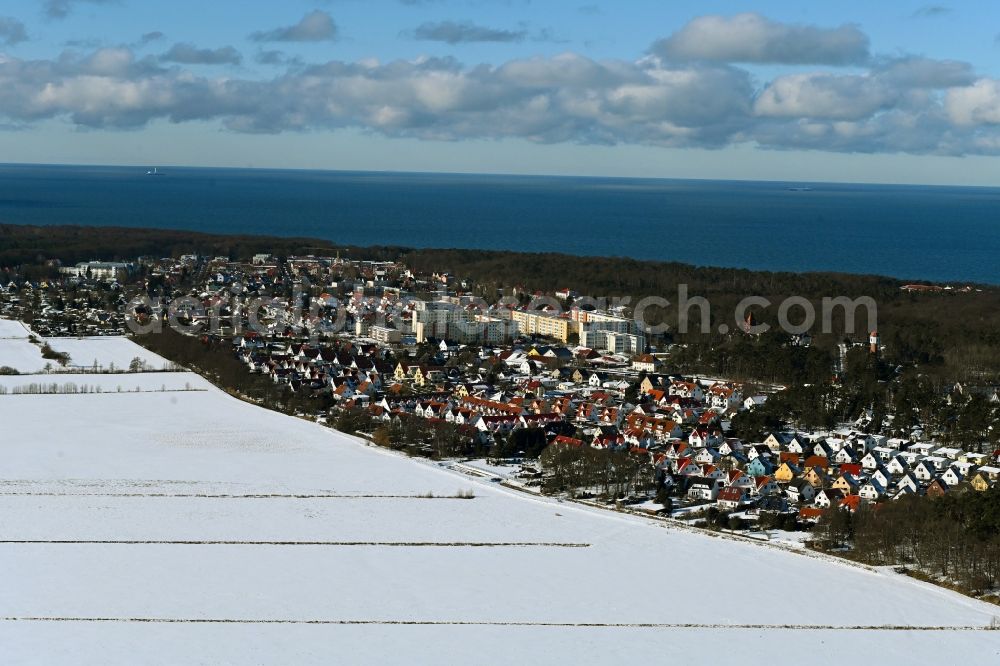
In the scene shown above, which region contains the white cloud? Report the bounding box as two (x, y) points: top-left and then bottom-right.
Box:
(652, 13), (869, 65)
(754, 73), (894, 120)
(946, 79), (1000, 126)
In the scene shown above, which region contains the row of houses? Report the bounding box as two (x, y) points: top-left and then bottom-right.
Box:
(657, 426), (1000, 516)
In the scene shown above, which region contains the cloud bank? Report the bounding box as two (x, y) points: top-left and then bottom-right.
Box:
(1, 13), (999, 156)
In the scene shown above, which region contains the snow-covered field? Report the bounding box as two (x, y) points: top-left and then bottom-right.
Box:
(2, 333), (999, 664)
(0, 319), (34, 338)
(0, 319), (47, 373)
(0, 319), (173, 374)
(38, 336), (174, 371)
(0, 339), (48, 374)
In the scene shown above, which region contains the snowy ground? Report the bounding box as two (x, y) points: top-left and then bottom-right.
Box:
(0, 319), (47, 373)
(0, 371), (204, 394)
(0, 339), (48, 374)
(0, 319), (34, 338)
(40, 337), (174, 372)
(2, 333), (999, 664)
(0, 319), (173, 374)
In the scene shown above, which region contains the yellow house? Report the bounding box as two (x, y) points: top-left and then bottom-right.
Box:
(411, 367), (427, 387)
(774, 462), (799, 483)
(803, 467), (828, 489)
(831, 474), (860, 494)
(970, 473), (992, 492)
(393, 363), (409, 381)
(763, 433), (785, 450)
(454, 384), (470, 398)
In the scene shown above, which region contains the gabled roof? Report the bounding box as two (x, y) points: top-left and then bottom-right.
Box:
(717, 486), (746, 502)
(754, 475), (774, 489)
(840, 495), (862, 511)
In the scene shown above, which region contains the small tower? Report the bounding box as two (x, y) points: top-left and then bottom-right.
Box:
(869, 330), (879, 354)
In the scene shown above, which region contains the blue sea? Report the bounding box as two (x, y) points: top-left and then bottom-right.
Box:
(0, 164), (997, 284)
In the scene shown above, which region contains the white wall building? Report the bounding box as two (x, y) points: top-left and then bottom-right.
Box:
(413, 301), (517, 344)
(61, 261), (131, 281)
(581, 329), (645, 354)
(369, 326), (402, 344)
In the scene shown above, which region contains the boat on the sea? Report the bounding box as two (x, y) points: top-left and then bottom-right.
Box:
(146, 167), (164, 176)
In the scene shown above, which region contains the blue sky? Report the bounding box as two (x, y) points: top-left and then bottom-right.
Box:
(0, 0), (999, 184)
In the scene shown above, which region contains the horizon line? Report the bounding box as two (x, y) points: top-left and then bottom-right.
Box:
(0, 161), (997, 191)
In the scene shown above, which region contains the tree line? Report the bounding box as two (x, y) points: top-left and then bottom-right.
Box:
(815, 487), (1000, 594)
(539, 442), (655, 499)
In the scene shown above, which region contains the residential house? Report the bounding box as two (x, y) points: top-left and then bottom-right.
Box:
(970, 473), (992, 492)
(977, 465), (1000, 481)
(870, 467), (893, 490)
(785, 479), (816, 504)
(746, 457), (774, 478)
(774, 462), (800, 484)
(763, 432), (792, 452)
(913, 461), (937, 482)
(833, 448), (857, 465)
(896, 472), (921, 495)
(752, 476), (780, 497)
(831, 474), (860, 495)
(859, 479), (886, 501)
(814, 488), (845, 509)
(941, 467), (965, 487)
(926, 478), (949, 498)
(860, 452), (882, 471)
(687, 477), (723, 501)
(885, 456), (909, 476)
(802, 466), (829, 489)
(717, 486), (750, 510)
(718, 438), (744, 456)
(803, 455), (830, 472)
(719, 475), (746, 495)
(631, 354), (659, 373)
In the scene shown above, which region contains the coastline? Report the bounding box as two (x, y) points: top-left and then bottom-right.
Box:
(0, 163), (997, 284)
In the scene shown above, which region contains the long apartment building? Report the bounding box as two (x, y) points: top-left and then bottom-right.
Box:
(510, 310), (578, 343)
(572, 309), (633, 333)
(576, 310), (645, 353)
(510, 308), (644, 353)
(414, 301), (517, 344)
(580, 329), (646, 354)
